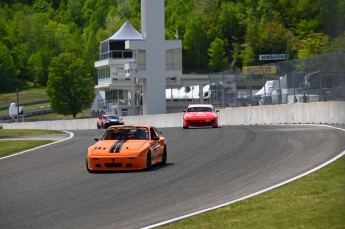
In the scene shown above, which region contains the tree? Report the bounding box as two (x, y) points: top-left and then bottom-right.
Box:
(183, 12), (209, 71)
(298, 32), (329, 58)
(241, 10), (259, 66)
(1, 0), (344, 87)
(257, 20), (293, 56)
(165, 0), (193, 39)
(0, 42), (22, 93)
(27, 47), (52, 86)
(208, 38), (228, 72)
(46, 53), (94, 118)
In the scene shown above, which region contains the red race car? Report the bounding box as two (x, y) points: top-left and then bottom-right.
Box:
(183, 104), (219, 129)
(97, 114), (124, 129)
(86, 125), (167, 172)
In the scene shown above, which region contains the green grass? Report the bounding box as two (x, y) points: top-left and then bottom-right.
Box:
(0, 140), (54, 157)
(0, 129), (62, 137)
(0, 129), (63, 157)
(24, 108), (92, 120)
(162, 156), (345, 229)
(0, 86), (92, 118)
(0, 87), (48, 108)
(0, 102), (51, 115)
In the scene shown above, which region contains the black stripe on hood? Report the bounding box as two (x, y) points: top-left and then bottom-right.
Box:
(110, 140), (121, 153)
(115, 140), (127, 153)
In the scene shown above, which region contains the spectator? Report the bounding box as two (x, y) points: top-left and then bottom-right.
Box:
(303, 93), (308, 103)
(255, 97), (259, 106)
(258, 97), (264, 106)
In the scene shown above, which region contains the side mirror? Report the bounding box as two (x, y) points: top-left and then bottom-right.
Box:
(152, 137), (160, 141)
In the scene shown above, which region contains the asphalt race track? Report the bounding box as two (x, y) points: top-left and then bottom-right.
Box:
(1, 125), (345, 229)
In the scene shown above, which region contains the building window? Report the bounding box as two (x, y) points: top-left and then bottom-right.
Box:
(138, 50), (146, 70)
(97, 67), (110, 79)
(106, 90), (124, 104)
(118, 67), (125, 77)
(166, 48), (182, 70)
(97, 67), (110, 84)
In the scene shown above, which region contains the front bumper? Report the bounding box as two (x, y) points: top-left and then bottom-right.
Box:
(104, 122), (124, 128)
(184, 119), (218, 127)
(87, 155), (147, 171)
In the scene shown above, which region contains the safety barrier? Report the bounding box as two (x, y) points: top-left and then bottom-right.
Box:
(1, 101), (344, 130)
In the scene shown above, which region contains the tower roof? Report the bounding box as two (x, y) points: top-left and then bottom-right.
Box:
(108, 21), (142, 41)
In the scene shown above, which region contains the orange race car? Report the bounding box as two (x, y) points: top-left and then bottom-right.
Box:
(86, 125), (167, 172)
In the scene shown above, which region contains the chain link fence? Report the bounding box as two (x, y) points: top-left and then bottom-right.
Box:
(208, 50), (345, 108)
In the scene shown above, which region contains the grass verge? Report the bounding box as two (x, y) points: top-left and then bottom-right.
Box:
(0, 140), (54, 158)
(0, 129), (62, 137)
(162, 156), (345, 229)
(24, 108), (92, 120)
(0, 129), (63, 157)
(0, 87), (48, 108)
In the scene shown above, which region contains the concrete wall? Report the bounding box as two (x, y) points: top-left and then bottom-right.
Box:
(2, 101), (344, 130)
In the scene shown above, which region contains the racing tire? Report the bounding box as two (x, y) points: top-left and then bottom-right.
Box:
(146, 151), (152, 170)
(161, 146), (167, 165)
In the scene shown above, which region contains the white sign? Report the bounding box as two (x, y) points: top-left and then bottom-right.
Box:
(259, 54), (289, 61)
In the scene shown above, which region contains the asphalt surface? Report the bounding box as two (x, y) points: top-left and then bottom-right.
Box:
(1, 125), (345, 229)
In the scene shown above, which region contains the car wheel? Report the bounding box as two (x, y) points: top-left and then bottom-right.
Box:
(146, 151), (152, 170)
(102, 123), (106, 129)
(183, 126), (188, 129)
(213, 125), (218, 128)
(161, 146), (167, 165)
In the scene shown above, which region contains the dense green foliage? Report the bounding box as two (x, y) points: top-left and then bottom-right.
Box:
(1, 0), (345, 93)
(46, 52), (94, 118)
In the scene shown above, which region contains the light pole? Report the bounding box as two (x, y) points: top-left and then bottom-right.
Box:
(16, 88), (19, 123)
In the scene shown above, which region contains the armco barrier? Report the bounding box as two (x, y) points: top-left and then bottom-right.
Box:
(1, 101), (344, 130)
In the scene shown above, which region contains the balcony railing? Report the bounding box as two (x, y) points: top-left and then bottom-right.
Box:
(98, 76), (134, 86)
(99, 50), (133, 60)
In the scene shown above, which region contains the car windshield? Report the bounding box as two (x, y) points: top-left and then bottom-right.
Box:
(187, 106), (213, 112)
(103, 127), (149, 140)
(104, 115), (119, 120)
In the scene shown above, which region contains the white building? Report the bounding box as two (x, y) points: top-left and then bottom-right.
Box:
(93, 0), (182, 116)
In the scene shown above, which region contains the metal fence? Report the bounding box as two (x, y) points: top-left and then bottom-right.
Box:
(208, 50), (345, 108)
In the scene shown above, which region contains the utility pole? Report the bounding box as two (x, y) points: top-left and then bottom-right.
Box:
(16, 88), (19, 123)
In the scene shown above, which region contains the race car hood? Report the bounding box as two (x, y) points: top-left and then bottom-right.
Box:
(89, 140), (147, 155)
(184, 112), (217, 120)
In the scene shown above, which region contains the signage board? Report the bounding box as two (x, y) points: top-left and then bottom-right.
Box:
(259, 54), (289, 61)
(242, 66), (277, 75)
